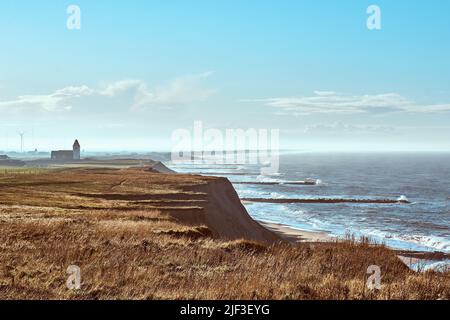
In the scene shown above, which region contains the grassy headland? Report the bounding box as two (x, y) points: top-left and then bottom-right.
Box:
(0, 167), (448, 299)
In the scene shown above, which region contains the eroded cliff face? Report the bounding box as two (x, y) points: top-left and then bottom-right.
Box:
(191, 177), (281, 244)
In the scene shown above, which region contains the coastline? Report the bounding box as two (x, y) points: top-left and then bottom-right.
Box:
(257, 221), (333, 243)
(257, 220), (450, 267)
(176, 166), (450, 269)
(2, 165), (449, 298)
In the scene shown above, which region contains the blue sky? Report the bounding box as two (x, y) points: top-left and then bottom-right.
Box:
(1, 0), (450, 151)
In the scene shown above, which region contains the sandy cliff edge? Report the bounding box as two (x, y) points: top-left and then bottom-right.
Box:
(191, 177), (282, 244)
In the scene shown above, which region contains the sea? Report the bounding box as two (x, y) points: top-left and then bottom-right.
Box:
(167, 152), (450, 269)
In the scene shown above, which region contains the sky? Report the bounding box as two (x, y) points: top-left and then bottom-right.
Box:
(1, 0), (450, 152)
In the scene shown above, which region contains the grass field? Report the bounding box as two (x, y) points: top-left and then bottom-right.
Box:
(0, 167), (49, 175)
(0, 167), (448, 300)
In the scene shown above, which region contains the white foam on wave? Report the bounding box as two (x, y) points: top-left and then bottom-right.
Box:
(422, 260), (450, 272)
(269, 192), (288, 199)
(244, 198), (450, 253)
(358, 228), (450, 253)
(406, 259), (450, 272)
(255, 175), (282, 183)
(246, 200), (450, 253)
(235, 187), (289, 200)
(255, 175), (322, 185)
(235, 188), (266, 198)
(244, 202), (334, 233)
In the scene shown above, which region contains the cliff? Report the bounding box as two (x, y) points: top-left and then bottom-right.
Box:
(192, 177), (281, 243)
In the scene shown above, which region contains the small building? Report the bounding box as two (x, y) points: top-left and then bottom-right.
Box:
(51, 140), (81, 161)
(0, 155), (9, 160)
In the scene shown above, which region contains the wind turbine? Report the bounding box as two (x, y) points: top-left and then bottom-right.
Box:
(19, 132), (24, 153)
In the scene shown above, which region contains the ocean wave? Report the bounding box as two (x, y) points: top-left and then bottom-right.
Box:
(236, 188), (288, 199)
(255, 175), (283, 183)
(357, 228), (450, 253)
(242, 197), (410, 204)
(422, 260), (450, 272)
(254, 175), (321, 185)
(244, 203), (326, 232)
(245, 201), (449, 253)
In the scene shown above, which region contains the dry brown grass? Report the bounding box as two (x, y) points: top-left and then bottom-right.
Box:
(0, 167), (448, 300)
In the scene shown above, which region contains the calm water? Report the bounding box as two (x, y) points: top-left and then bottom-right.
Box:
(168, 153), (450, 254)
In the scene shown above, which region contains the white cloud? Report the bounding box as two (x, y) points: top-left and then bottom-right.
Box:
(132, 72), (216, 110)
(303, 122), (396, 134)
(100, 80), (142, 97)
(0, 72), (216, 113)
(419, 104), (450, 112)
(243, 91), (450, 115)
(0, 85), (93, 112)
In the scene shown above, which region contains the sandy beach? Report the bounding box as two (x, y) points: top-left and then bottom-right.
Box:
(258, 221), (333, 243)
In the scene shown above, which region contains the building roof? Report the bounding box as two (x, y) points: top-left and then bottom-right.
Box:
(73, 139), (80, 148)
